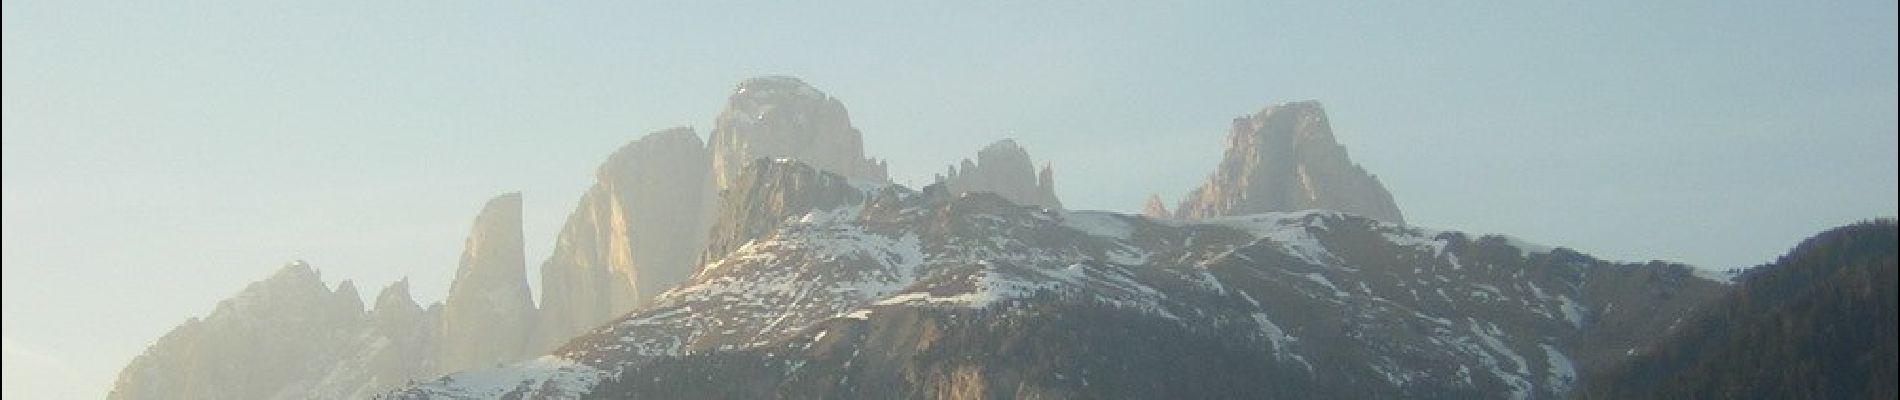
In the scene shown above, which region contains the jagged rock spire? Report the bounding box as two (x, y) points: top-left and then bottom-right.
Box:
(532, 127), (715, 352)
(439, 192), (535, 371)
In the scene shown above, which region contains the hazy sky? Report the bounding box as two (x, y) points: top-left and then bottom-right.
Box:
(4, 1), (1895, 398)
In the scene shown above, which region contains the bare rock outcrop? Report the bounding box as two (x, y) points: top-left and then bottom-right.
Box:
(1142, 194), (1171, 219)
(937, 139), (1063, 209)
(532, 127), (716, 352)
(700, 158), (871, 267)
(708, 76), (889, 189)
(438, 193), (536, 371)
(1175, 101), (1404, 224)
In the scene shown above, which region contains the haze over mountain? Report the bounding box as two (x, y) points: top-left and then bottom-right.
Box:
(384, 158), (1731, 399)
(7, 4), (1894, 399)
(103, 77), (1076, 398)
(97, 77), (1895, 399)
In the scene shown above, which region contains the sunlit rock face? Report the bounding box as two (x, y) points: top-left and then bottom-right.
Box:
(938, 139), (1064, 210)
(1175, 101), (1405, 224)
(438, 193), (536, 371)
(708, 76), (890, 190)
(532, 127), (715, 352)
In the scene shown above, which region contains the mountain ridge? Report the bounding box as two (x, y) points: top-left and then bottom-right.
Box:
(108, 76), (1808, 400)
(380, 158), (1728, 399)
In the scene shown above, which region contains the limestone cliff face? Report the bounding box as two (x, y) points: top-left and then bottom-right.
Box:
(1175, 101), (1405, 224)
(938, 139), (1063, 209)
(533, 127), (715, 352)
(439, 193), (535, 371)
(708, 76), (889, 189)
(700, 158), (871, 267)
(537, 77), (896, 351)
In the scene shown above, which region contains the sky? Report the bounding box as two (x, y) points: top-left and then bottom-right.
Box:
(2, 1), (1895, 398)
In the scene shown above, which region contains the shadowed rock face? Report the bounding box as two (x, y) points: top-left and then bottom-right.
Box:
(938, 139), (1063, 210)
(532, 127), (715, 353)
(439, 193), (535, 371)
(1176, 101), (1405, 224)
(708, 76), (889, 190)
(700, 158), (872, 268)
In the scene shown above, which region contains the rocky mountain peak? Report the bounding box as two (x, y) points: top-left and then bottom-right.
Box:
(214, 260), (359, 319)
(456, 193), (524, 267)
(533, 127), (716, 352)
(332, 280), (364, 314)
(731, 75), (828, 102)
(1175, 101), (1405, 224)
(709, 76), (889, 189)
(266, 259), (320, 285)
(984, 137), (1023, 152)
(937, 139), (1063, 209)
(372, 278), (420, 317)
(1142, 194), (1171, 219)
(111, 261), (396, 400)
(598, 126), (702, 180)
(439, 192), (535, 371)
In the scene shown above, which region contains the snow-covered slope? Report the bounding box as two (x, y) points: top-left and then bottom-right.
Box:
(382, 160), (1728, 399)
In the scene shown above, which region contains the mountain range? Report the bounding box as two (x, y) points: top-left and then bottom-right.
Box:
(107, 77), (1895, 400)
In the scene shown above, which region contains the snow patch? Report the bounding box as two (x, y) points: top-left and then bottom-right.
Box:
(1466, 320), (1532, 400)
(1381, 228), (1449, 256)
(1541, 344), (1576, 394)
(413, 356), (604, 399)
(1251, 312), (1311, 370)
(1300, 272), (1348, 297)
(1556, 295), (1586, 328)
(1060, 211), (1135, 240)
(1495, 235), (1554, 258)
(872, 262), (1181, 321)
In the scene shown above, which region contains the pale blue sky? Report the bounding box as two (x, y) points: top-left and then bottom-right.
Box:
(3, 1), (1895, 398)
